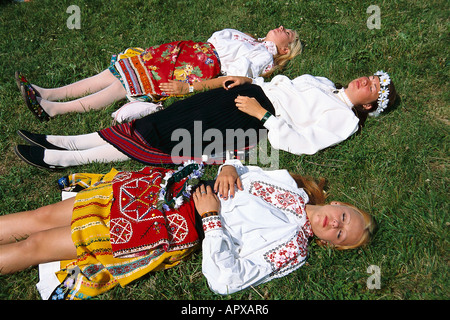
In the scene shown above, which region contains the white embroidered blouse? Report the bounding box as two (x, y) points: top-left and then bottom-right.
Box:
(207, 29), (276, 78)
(253, 74), (360, 156)
(201, 160), (314, 295)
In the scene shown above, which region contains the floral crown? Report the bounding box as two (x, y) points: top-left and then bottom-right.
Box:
(370, 70), (391, 117)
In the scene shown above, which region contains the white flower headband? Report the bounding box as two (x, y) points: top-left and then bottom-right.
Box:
(370, 70), (391, 117)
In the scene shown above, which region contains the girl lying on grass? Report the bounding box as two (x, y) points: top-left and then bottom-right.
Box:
(0, 160), (374, 299)
(15, 71), (396, 169)
(16, 26), (301, 121)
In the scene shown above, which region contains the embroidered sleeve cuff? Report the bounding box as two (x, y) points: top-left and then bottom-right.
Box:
(202, 216), (222, 234)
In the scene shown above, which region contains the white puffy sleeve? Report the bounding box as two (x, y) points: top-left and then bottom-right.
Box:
(263, 109), (359, 155)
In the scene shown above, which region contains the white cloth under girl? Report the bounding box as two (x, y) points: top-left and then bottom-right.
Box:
(253, 74), (359, 156)
(201, 159), (313, 294)
(207, 29), (276, 78)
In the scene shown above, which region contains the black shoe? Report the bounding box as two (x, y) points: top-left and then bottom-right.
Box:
(17, 130), (65, 150)
(14, 145), (63, 170)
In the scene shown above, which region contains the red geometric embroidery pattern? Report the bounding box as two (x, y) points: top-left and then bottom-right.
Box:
(109, 167), (200, 258)
(263, 229), (309, 275)
(110, 218), (133, 245)
(118, 175), (161, 222)
(166, 213), (189, 243)
(250, 180), (314, 277)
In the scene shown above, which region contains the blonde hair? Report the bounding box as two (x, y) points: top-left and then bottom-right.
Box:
(262, 30), (302, 77)
(332, 202), (376, 250)
(290, 174), (375, 250)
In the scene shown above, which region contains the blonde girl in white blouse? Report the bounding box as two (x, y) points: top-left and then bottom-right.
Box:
(193, 159), (374, 294)
(16, 27), (301, 120)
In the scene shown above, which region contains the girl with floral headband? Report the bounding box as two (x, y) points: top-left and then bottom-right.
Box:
(14, 70), (396, 169)
(0, 160), (374, 299)
(16, 26), (301, 121)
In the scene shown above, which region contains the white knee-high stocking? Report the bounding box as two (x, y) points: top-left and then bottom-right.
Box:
(43, 132), (130, 166)
(46, 132), (108, 150)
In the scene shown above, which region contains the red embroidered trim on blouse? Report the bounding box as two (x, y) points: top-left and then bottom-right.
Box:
(202, 216), (222, 233)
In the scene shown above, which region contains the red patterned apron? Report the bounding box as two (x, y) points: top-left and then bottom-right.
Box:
(109, 166), (201, 258)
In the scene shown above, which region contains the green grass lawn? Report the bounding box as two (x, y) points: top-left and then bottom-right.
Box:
(0, 0), (448, 300)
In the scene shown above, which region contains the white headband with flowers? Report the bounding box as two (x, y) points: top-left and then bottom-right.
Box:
(370, 70), (391, 117)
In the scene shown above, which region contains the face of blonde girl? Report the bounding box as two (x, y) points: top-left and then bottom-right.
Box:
(308, 202), (365, 247)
